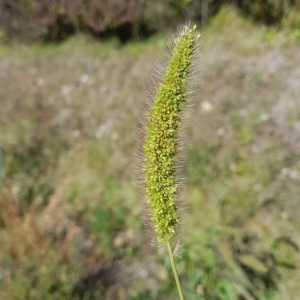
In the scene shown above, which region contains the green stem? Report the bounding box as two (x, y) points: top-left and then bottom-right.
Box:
(167, 241), (185, 300)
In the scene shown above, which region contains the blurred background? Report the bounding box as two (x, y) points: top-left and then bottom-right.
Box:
(0, 1), (300, 299)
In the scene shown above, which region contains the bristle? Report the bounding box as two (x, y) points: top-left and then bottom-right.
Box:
(136, 24), (201, 245)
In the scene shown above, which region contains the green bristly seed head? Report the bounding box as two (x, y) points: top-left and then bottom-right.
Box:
(143, 25), (200, 244)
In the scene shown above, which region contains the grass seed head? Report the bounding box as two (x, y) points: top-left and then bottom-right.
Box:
(139, 24), (200, 244)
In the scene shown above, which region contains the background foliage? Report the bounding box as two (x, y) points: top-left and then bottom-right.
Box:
(0, 2), (300, 300)
(1, 0), (300, 42)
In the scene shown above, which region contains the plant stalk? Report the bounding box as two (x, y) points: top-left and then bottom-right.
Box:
(167, 241), (185, 300)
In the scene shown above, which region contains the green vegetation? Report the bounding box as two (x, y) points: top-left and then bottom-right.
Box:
(0, 6), (300, 300)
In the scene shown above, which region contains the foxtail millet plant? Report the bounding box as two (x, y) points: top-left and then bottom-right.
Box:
(138, 24), (200, 299)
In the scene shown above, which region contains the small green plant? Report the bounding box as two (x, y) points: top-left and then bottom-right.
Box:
(138, 24), (200, 299)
